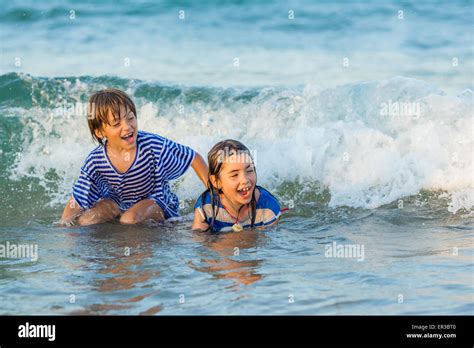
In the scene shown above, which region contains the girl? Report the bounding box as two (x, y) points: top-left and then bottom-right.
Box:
(192, 140), (281, 232)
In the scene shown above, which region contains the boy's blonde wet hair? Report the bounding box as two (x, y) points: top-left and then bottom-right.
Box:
(87, 88), (137, 144)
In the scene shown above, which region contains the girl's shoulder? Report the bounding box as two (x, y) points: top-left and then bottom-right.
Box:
(193, 191), (221, 227)
(255, 186), (281, 214)
(253, 186), (282, 227)
(194, 190), (215, 208)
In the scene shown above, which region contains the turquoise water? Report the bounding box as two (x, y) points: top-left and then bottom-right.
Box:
(0, 198), (472, 315)
(0, 0), (473, 315)
(1, 0), (472, 92)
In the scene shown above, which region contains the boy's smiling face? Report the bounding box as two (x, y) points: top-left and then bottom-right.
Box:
(211, 153), (256, 207)
(96, 105), (137, 152)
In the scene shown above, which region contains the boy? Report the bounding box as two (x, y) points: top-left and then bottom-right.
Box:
(60, 88), (208, 226)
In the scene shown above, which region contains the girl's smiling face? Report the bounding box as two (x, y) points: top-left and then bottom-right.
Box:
(96, 105), (137, 152)
(211, 153), (257, 207)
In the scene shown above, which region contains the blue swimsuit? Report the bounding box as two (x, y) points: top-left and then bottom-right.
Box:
(194, 186), (281, 232)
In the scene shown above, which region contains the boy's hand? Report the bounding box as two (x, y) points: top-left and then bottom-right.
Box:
(59, 196), (82, 227)
(191, 153), (209, 187)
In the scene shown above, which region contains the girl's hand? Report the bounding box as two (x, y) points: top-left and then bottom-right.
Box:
(192, 208), (210, 231)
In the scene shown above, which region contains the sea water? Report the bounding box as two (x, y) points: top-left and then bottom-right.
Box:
(0, 0), (472, 315)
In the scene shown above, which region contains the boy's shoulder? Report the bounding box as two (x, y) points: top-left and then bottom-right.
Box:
(136, 131), (165, 155)
(137, 130), (174, 150)
(138, 130), (165, 142)
(81, 145), (105, 170)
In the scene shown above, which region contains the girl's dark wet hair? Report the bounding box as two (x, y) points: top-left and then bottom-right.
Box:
(87, 88), (137, 145)
(199, 139), (257, 232)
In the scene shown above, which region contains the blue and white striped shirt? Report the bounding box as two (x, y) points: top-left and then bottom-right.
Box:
(72, 131), (195, 218)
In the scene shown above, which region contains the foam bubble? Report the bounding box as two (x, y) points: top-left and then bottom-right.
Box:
(5, 75), (473, 214)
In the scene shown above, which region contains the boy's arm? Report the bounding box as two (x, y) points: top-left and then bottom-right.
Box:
(191, 152), (209, 187)
(59, 196), (82, 226)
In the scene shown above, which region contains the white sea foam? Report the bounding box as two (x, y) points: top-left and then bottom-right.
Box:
(7, 76), (473, 214)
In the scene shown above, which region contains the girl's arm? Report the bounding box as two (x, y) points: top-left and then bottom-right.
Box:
(192, 208), (210, 231)
(191, 153), (209, 187)
(257, 220), (280, 230)
(59, 196), (82, 226)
